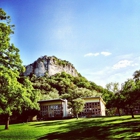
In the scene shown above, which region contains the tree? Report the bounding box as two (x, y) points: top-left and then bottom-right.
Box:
(133, 70), (140, 82)
(60, 87), (101, 118)
(72, 98), (85, 119)
(106, 82), (119, 94)
(0, 8), (24, 72)
(40, 90), (59, 100)
(107, 92), (125, 116)
(121, 79), (136, 118)
(0, 9), (39, 129)
(105, 82), (124, 116)
(18, 77), (40, 122)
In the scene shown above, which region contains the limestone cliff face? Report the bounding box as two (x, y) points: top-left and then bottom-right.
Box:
(23, 55), (78, 77)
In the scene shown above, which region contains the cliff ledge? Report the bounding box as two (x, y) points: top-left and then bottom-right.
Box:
(23, 55), (78, 77)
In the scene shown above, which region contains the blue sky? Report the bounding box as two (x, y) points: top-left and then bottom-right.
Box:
(1, 0), (140, 87)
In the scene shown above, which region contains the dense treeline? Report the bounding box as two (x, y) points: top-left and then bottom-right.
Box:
(26, 72), (113, 102)
(105, 70), (140, 118)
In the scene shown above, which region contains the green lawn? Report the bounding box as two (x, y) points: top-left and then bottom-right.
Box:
(0, 115), (140, 140)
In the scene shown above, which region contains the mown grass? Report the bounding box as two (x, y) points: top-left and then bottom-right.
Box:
(0, 115), (140, 140)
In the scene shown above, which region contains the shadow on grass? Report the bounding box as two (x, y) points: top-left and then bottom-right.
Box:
(30, 120), (69, 127)
(38, 125), (111, 140)
(32, 116), (140, 128)
(36, 116), (140, 140)
(0, 129), (5, 132)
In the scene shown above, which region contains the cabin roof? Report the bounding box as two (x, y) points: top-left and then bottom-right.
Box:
(38, 99), (66, 103)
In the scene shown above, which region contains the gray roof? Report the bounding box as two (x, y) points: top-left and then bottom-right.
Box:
(38, 99), (66, 103)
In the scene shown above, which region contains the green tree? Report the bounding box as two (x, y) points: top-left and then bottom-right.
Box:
(121, 79), (136, 118)
(0, 9), (39, 129)
(18, 77), (40, 122)
(40, 90), (59, 100)
(72, 98), (85, 119)
(107, 92), (125, 116)
(61, 87), (101, 118)
(105, 82), (124, 116)
(133, 70), (140, 82)
(106, 82), (119, 94)
(0, 8), (24, 72)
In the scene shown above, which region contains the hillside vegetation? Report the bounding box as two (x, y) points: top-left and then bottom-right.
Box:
(26, 72), (112, 102)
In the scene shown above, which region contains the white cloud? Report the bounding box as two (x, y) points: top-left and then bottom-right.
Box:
(101, 51), (112, 56)
(80, 66), (133, 88)
(80, 55), (140, 87)
(112, 60), (133, 69)
(94, 53), (100, 56)
(84, 53), (99, 57)
(84, 51), (111, 57)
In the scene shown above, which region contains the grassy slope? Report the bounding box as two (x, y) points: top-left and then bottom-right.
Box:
(0, 115), (140, 140)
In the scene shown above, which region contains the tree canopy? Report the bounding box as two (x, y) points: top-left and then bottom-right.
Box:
(0, 8), (40, 129)
(0, 8), (24, 72)
(105, 71), (140, 118)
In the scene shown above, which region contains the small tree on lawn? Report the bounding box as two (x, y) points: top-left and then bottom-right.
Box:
(72, 98), (85, 119)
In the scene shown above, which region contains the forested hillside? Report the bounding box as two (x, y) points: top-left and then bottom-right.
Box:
(23, 71), (113, 103)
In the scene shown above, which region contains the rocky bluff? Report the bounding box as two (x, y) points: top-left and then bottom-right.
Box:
(23, 55), (78, 77)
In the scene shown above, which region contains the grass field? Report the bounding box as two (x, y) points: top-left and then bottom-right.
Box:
(0, 115), (140, 140)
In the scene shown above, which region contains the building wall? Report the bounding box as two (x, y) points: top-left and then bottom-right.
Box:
(38, 97), (105, 119)
(84, 98), (99, 103)
(62, 100), (68, 117)
(80, 97), (106, 117)
(100, 99), (106, 116)
(39, 100), (68, 119)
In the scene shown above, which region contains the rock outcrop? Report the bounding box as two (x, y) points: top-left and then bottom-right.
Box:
(23, 55), (78, 77)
